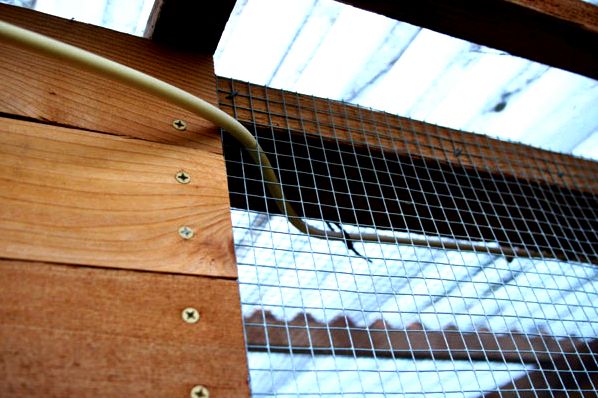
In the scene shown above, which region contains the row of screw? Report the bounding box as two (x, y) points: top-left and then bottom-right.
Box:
(173, 120), (207, 397)
(172, 120), (195, 240)
(175, 169), (194, 240)
(182, 308), (208, 397)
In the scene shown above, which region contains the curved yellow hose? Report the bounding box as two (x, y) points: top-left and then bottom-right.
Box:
(0, 19), (536, 259)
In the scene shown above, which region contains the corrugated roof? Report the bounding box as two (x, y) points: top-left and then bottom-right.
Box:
(233, 209), (597, 396)
(214, 0), (598, 161)
(5, 0), (596, 158)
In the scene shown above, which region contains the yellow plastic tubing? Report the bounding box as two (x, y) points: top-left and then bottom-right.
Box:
(0, 19), (530, 258)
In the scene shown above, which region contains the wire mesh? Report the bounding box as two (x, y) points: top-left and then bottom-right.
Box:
(219, 77), (598, 397)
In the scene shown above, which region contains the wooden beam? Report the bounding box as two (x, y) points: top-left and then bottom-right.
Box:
(146, 0), (237, 54)
(0, 117), (236, 278)
(338, 0), (598, 80)
(218, 78), (598, 194)
(244, 311), (592, 366)
(0, 259), (249, 397)
(219, 78), (598, 264)
(0, 4), (221, 152)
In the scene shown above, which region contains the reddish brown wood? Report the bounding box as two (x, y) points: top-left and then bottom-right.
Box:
(0, 4), (222, 152)
(217, 78), (598, 193)
(0, 259), (249, 397)
(0, 117), (236, 277)
(244, 311), (591, 365)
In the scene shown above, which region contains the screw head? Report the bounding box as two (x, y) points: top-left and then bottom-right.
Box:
(178, 226), (195, 240)
(190, 385), (209, 398)
(172, 119), (187, 131)
(182, 307), (200, 324)
(175, 170), (191, 184)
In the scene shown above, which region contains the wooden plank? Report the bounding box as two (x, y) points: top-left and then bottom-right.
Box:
(338, 0), (598, 80)
(0, 4), (222, 152)
(146, 0), (237, 54)
(218, 78), (598, 194)
(0, 259), (249, 397)
(245, 311), (591, 365)
(0, 117), (236, 277)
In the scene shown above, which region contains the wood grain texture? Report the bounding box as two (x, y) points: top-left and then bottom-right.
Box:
(338, 0), (598, 79)
(0, 118), (236, 277)
(0, 259), (249, 397)
(0, 4), (222, 152)
(218, 77), (598, 194)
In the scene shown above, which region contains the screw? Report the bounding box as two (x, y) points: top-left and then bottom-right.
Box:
(175, 170), (191, 184)
(182, 307), (200, 324)
(172, 119), (187, 131)
(453, 148), (463, 157)
(225, 90), (239, 100)
(178, 226), (195, 240)
(190, 385), (209, 398)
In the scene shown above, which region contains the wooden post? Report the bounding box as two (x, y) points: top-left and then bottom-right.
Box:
(0, 4), (248, 396)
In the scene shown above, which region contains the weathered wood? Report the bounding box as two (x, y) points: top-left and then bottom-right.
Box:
(0, 259), (249, 397)
(338, 0), (598, 80)
(0, 4), (221, 152)
(0, 117), (236, 277)
(146, 0), (237, 54)
(218, 78), (598, 194)
(245, 311), (592, 365)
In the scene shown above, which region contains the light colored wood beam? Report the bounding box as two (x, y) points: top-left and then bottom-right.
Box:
(0, 117), (236, 277)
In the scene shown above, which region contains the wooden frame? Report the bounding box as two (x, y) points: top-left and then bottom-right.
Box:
(1, 0), (597, 396)
(0, 3), (248, 396)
